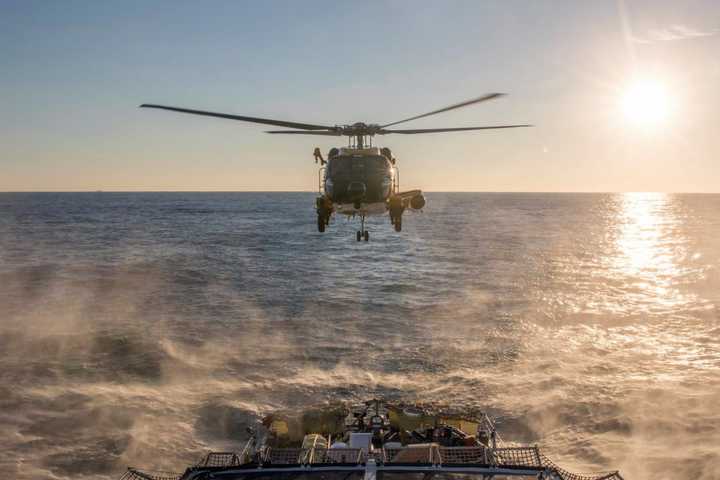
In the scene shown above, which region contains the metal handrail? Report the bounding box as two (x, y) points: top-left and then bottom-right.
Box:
(309, 448), (366, 464)
(145, 446), (623, 480)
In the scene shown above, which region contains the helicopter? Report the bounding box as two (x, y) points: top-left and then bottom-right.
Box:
(140, 93), (530, 241)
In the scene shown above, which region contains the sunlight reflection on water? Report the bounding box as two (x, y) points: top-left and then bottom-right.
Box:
(543, 192), (714, 320)
(614, 193), (677, 278)
(610, 193), (692, 310)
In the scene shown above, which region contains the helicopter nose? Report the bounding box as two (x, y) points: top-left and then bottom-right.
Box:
(347, 182), (366, 200)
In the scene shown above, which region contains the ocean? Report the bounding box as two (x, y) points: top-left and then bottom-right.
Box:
(0, 192), (718, 479)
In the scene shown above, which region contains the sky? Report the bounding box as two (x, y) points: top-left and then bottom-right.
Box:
(1, 0), (719, 192)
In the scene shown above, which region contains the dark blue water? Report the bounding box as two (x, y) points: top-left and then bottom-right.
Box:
(1, 192), (719, 479)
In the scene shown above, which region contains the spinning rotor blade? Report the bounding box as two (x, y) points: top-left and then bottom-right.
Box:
(139, 104), (336, 131)
(380, 125), (532, 134)
(265, 130), (342, 135)
(380, 93), (505, 128)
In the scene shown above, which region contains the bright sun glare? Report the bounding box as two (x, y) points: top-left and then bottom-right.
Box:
(621, 79), (672, 127)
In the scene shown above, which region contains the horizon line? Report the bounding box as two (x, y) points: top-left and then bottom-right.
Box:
(1, 190), (718, 194)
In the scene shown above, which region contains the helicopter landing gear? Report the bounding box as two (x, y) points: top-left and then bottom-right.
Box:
(317, 209), (330, 232)
(390, 209), (403, 232)
(356, 215), (369, 242)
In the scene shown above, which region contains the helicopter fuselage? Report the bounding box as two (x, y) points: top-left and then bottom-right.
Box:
(315, 145), (425, 240)
(324, 148), (394, 207)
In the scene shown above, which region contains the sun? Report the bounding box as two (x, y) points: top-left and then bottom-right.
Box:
(621, 79), (672, 127)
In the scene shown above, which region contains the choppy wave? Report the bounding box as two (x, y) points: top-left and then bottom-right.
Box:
(0, 192), (718, 479)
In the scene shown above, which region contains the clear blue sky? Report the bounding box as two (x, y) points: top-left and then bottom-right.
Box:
(2, 0), (719, 191)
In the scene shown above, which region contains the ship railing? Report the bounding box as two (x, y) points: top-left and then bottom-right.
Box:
(120, 468), (182, 480)
(261, 447), (307, 465)
(382, 445), (541, 467)
(437, 446), (489, 465)
(308, 448), (366, 465)
(226, 445), (546, 467)
(492, 446), (543, 467)
(183, 446), (623, 480)
(539, 453), (624, 480)
(196, 452), (244, 468)
(382, 445), (437, 464)
(259, 447), (367, 466)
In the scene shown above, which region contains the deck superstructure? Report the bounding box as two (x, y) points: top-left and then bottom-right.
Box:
(120, 401), (623, 480)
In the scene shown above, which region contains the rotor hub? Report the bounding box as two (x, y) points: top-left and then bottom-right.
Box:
(339, 123), (382, 137)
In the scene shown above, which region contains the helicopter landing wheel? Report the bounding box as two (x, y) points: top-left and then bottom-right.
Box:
(356, 215), (368, 242)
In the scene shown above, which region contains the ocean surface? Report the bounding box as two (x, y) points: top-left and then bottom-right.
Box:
(0, 192), (719, 480)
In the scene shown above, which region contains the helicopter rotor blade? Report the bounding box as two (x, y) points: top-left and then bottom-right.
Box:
(380, 93), (505, 128)
(265, 130), (342, 136)
(139, 104), (337, 131)
(379, 125), (532, 134)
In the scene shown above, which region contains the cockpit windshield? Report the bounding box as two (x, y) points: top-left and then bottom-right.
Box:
(329, 155), (390, 175)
